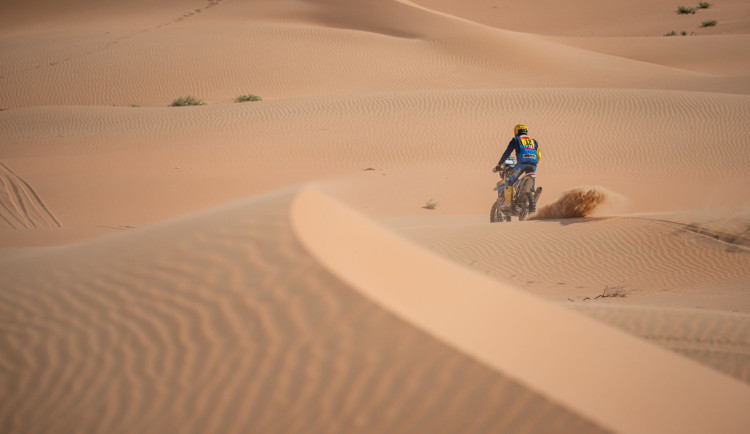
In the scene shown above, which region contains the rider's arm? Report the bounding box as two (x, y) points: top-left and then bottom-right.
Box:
(497, 139), (516, 166)
(536, 140), (540, 162)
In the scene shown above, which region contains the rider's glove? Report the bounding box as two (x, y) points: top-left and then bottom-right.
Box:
(493, 164), (502, 173)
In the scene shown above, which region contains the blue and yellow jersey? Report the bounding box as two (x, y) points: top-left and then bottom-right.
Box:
(498, 135), (539, 166)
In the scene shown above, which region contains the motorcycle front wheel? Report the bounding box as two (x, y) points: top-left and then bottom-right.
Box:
(490, 200), (504, 223)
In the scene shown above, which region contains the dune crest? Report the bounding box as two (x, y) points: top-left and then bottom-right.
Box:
(531, 186), (614, 220)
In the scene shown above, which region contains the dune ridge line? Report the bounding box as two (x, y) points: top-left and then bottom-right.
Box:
(291, 186), (750, 434)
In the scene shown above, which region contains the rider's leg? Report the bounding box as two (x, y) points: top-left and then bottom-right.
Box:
(508, 166), (522, 184)
(509, 164), (537, 183)
(508, 165), (526, 184)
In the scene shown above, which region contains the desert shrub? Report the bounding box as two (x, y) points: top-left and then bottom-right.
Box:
(423, 199), (438, 210)
(594, 285), (629, 299)
(697, 2), (711, 9)
(665, 30), (692, 36)
(701, 20), (718, 27)
(235, 94), (262, 102)
(677, 5), (696, 14)
(170, 96), (206, 107)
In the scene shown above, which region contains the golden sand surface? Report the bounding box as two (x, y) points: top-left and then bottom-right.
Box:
(2, 0), (749, 432)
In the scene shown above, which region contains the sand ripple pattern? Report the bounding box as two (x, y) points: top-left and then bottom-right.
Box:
(0, 162), (60, 229)
(571, 305), (750, 384)
(0, 190), (605, 434)
(2, 88), (748, 174)
(398, 216), (750, 298)
(395, 214), (750, 381)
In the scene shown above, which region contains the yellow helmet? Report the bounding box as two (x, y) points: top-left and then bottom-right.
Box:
(514, 124), (528, 136)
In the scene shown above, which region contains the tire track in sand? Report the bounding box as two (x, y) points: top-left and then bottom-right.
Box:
(0, 162), (60, 229)
(2, 1), (224, 81)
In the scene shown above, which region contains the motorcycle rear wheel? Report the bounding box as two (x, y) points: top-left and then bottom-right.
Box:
(518, 196), (530, 221)
(516, 177), (536, 221)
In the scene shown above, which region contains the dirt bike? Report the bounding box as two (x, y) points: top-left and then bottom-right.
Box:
(490, 157), (542, 222)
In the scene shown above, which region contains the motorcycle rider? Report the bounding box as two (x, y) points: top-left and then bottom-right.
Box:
(494, 124), (540, 183)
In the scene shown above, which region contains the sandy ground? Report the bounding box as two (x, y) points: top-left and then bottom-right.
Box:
(2, 0), (750, 433)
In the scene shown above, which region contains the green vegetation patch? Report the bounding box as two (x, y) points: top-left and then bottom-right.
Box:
(677, 5), (697, 14)
(235, 94), (262, 103)
(170, 96), (206, 107)
(664, 30), (692, 36)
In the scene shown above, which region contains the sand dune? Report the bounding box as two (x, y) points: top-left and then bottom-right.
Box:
(654, 207), (750, 248)
(569, 304), (750, 384)
(389, 207), (750, 386)
(412, 0), (750, 37)
(2, 187), (749, 433)
(393, 213), (750, 311)
(548, 34), (750, 76)
(293, 187), (750, 433)
(2, 0), (750, 432)
(0, 188), (609, 434)
(1, 88), (748, 235)
(2, 0), (748, 109)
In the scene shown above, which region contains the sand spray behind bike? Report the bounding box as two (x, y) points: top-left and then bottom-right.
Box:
(530, 186), (628, 220)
